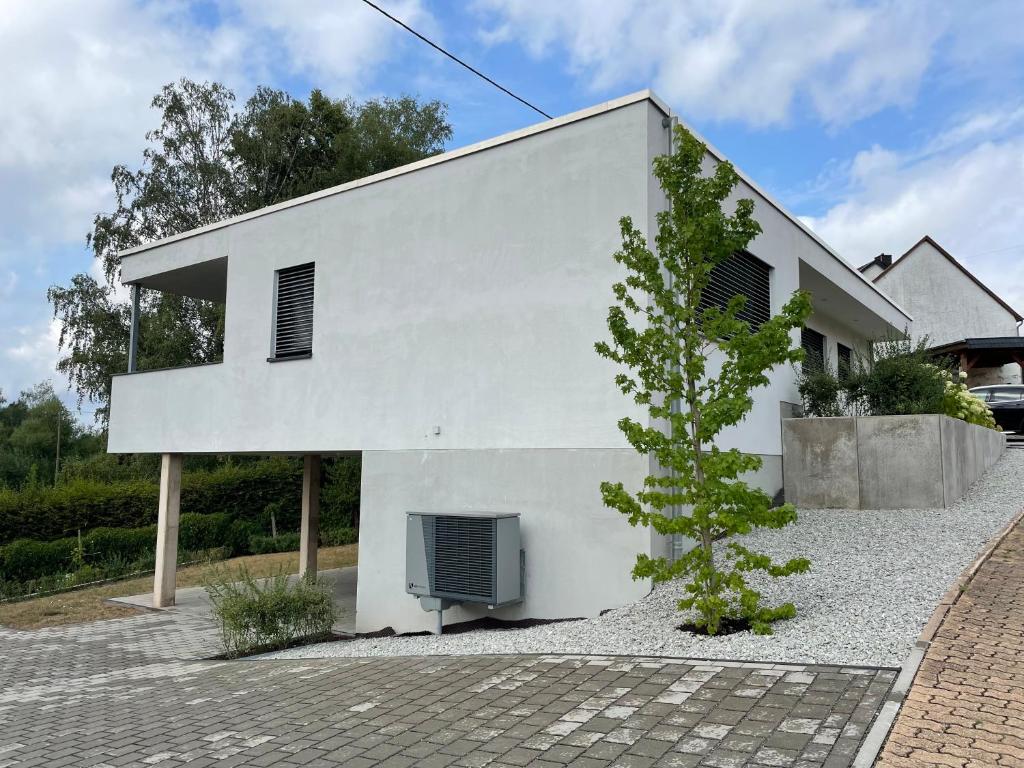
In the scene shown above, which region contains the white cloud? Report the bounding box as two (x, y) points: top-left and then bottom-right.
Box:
(476, 0), (947, 126)
(231, 0), (430, 93)
(0, 0), (430, 255)
(804, 109), (1024, 313)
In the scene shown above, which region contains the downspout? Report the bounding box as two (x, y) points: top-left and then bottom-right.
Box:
(1018, 318), (1023, 385)
(662, 114), (684, 563)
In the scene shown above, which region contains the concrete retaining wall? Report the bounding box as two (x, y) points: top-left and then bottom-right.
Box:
(782, 415), (1005, 509)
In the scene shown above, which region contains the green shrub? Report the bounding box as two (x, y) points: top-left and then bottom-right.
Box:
(225, 519), (260, 557)
(797, 362), (844, 417)
(249, 532), (301, 555)
(0, 460), (304, 545)
(847, 338), (946, 416)
(83, 525), (157, 562)
(320, 526), (358, 547)
(179, 512), (234, 552)
(321, 456), (361, 528)
(0, 537), (77, 582)
(205, 567), (336, 657)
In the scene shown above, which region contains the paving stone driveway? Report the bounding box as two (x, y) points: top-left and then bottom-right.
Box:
(0, 609), (895, 768)
(877, 521), (1024, 768)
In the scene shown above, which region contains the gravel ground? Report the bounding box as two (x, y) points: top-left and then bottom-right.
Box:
(268, 449), (1024, 667)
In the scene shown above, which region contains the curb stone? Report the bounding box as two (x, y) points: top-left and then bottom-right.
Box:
(850, 503), (1024, 768)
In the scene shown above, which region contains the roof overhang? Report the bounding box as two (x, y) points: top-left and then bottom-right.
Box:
(928, 337), (1024, 368)
(799, 259), (910, 338)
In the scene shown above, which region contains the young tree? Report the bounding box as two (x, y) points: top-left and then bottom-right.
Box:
(596, 125), (813, 635)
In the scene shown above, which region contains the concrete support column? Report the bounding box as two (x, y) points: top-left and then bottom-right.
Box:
(153, 453), (183, 608)
(299, 454), (321, 579)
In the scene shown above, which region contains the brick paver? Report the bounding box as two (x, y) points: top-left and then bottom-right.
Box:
(0, 607), (895, 766)
(878, 523), (1024, 768)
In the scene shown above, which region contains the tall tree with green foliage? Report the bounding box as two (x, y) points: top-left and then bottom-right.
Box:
(49, 79), (452, 420)
(0, 382), (99, 490)
(596, 125), (813, 635)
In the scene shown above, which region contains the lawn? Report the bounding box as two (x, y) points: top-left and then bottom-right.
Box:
(0, 544), (358, 630)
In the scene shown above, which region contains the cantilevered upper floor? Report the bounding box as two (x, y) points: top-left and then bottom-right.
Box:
(107, 90), (911, 456)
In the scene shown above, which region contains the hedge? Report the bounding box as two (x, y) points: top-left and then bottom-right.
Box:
(0, 460), (304, 546)
(0, 518), (361, 583)
(0, 457), (362, 547)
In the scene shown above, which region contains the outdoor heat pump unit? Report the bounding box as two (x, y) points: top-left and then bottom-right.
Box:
(406, 511), (523, 635)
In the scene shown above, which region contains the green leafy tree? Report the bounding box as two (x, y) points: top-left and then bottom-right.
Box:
(596, 125), (813, 636)
(49, 79), (452, 421)
(0, 382), (97, 489)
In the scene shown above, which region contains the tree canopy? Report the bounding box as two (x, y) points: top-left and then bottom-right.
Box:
(49, 79), (452, 421)
(0, 382), (100, 490)
(596, 124), (812, 635)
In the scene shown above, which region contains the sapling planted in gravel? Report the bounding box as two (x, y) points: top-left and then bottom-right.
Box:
(596, 124), (812, 636)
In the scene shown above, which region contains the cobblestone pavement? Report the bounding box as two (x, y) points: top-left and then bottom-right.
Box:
(0, 608), (896, 767)
(877, 522), (1024, 768)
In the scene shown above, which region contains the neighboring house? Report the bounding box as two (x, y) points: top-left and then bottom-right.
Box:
(107, 91), (910, 634)
(858, 236), (1023, 386)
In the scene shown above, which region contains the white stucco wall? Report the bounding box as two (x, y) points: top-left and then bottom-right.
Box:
(860, 263), (884, 281)
(110, 100), (654, 455)
(874, 239), (1021, 384)
(875, 240), (1019, 345)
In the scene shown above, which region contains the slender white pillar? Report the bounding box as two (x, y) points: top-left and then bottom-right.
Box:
(299, 455), (321, 579)
(153, 453), (183, 608)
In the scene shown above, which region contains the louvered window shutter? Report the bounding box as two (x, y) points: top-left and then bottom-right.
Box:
(801, 327), (826, 371)
(273, 263), (315, 358)
(697, 250), (771, 330)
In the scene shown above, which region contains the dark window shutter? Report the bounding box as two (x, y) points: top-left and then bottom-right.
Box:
(801, 328), (826, 371)
(837, 343), (852, 377)
(697, 251), (771, 330)
(273, 263), (315, 358)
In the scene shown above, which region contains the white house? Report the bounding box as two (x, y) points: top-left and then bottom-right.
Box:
(859, 236), (1023, 386)
(107, 91), (911, 634)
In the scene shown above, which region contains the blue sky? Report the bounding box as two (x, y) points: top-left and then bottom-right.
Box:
(2, 0), (1024, 416)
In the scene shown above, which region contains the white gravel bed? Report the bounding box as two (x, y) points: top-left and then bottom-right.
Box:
(268, 449), (1024, 667)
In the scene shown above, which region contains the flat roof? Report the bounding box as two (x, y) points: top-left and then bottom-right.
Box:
(119, 90), (671, 259)
(117, 88), (910, 323)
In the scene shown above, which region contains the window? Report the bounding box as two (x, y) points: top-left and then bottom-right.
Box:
(271, 262), (315, 360)
(837, 343), (852, 378)
(698, 250), (771, 330)
(991, 389), (1023, 402)
(801, 328), (826, 371)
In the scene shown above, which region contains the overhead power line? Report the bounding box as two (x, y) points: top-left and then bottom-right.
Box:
(357, 0), (552, 120)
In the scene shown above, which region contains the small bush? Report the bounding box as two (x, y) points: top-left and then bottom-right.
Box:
(84, 525), (157, 563)
(249, 532), (301, 555)
(0, 538), (77, 582)
(850, 338), (946, 416)
(320, 526), (358, 547)
(226, 519), (260, 556)
(797, 362), (844, 417)
(180, 512), (233, 552)
(205, 567), (337, 657)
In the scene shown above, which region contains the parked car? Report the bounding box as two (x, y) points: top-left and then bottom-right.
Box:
(969, 385), (1024, 433)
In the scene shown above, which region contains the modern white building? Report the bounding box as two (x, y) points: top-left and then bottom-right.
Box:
(859, 236), (1023, 386)
(107, 91), (911, 633)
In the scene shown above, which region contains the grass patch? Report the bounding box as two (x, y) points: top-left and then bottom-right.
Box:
(0, 544), (357, 630)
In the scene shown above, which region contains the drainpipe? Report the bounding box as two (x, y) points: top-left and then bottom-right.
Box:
(663, 114), (683, 563)
(1018, 318), (1023, 384)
